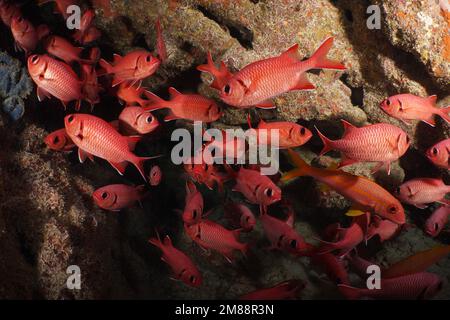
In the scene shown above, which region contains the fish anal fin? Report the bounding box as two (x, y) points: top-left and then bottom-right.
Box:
(78, 148), (94, 163)
(338, 155), (358, 168)
(126, 135), (141, 150)
(109, 161), (128, 175)
(255, 100), (275, 109)
(423, 114), (436, 127)
(291, 73), (315, 91)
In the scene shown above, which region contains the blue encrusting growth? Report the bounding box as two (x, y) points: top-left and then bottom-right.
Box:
(0, 51), (32, 121)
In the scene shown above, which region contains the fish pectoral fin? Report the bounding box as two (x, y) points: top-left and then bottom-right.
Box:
(109, 161), (128, 175)
(112, 77), (126, 87)
(78, 148), (94, 163)
(254, 100), (275, 109)
(414, 203), (428, 209)
(290, 73), (315, 91)
(37, 87), (51, 102)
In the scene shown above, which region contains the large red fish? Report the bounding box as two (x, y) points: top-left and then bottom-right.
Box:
(239, 280), (305, 300)
(11, 16), (49, 54)
(213, 37), (345, 108)
(118, 106), (159, 135)
(64, 113), (157, 181)
(93, 184), (147, 211)
(0, 1), (20, 27)
(426, 138), (450, 169)
(144, 87), (222, 122)
(44, 128), (75, 152)
(338, 272), (443, 300)
(316, 120), (410, 174)
(380, 94), (450, 127)
(28, 54), (83, 110)
(425, 205), (450, 237)
(149, 234), (202, 287)
(44, 36), (95, 65)
(282, 149), (405, 224)
(395, 178), (450, 209)
(183, 181), (204, 226)
(184, 219), (248, 263)
(99, 50), (160, 87)
(197, 51), (233, 91)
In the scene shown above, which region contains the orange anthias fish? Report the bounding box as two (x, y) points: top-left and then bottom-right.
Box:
(316, 120), (410, 174)
(425, 205), (450, 237)
(64, 113), (157, 181)
(144, 87), (223, 122)
(184, 219), (248, 263)
(395, 178), (450, 209)
(213, 37), (345, 109)
(118, 106), (159, 136)
(28, 54), (84, 110)
(149, 233), (202, 287)
(239, 280), (305, 300)
(196, 51), (233, 90)
(426, 138), (450, 169)
(116, 83), (151, 107)
(11, 16), (49, 54)
(183, 181), (204, 226)
(37, 0), (78, 18)
(44, 128), (75, 151)
(148, 165), (162, 186)
(155, 18), (167, 63)
(92, 184), (147, 211)
(0, 1), (20, 27)
(99, 50), (161, 87)
(380, 94), (450, 127)
(282, 149), (405, 224)
(382, 245), (450, 279)
(44, 35), (96, 65)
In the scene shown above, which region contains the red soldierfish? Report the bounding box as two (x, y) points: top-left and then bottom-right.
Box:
(425, 205), (450, 237)
(217, 37), (345, 109)
(183, 181), (204, 226)
(282, 149), (405, 224)
(224, 202), (256, 232)
(11, 16), (49, 54)
(44, 128), (75, 151)
(338, 272), (443, 300)
(148, 165), (162, 186)
(395, 178), (450, 209)
(117, 83), (152, 107)
(118, 106), (159, 136)
(99, 50), (160, 87)
(80, 63), (101, 109)
(311, 252), (350, 285)
(64, 113), (157, 181)
(92, 184), (147, 211)
(72, 9), (95, 43)
(184, 154), (228, 191)
(144, 87), (222, 122)
(316, 120), (410, 174)
(148, 234), (202, 287)
(197, 51), (233, 91)
(239, 280), (305, 300)
(367, 216), (401, 243)
(0, 1), (20, 27)
(43, 36), (95, 65)
(155, 18), (167, 63)
(426, 138), (450, 169)
(380, 94), (450, 127)
(28, 54), (84, 110)
(184, 219), (248, 262)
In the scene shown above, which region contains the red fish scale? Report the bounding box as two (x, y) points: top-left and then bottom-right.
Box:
(333, 124), (407, 161)
(192, 220), (245, 255)
(171, 95), (216, 121)
(39, 58), (81, 101)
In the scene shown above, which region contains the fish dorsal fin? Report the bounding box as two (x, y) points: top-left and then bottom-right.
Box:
(428, 178), (445, 187)
(112, 53), (122, 64)
(163, 235), (172, 246)
(341, 119), (357, 135)
(168, 87), (182, 99)
(428, 95), (437, 104)
(281, 43), (301, 62)
(126, 135), (141, 150)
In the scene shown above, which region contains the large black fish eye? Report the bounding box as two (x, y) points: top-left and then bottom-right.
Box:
(289, 239), (297, 249)
(146, 115), (153, 123)
(146, 55), (152, 62)
(101, 192), (108, 199)
(300, 127), (306, 135)
(434, 223), (439, 232)
(386, 99), (391, 106)
(406, 136), (410, 144)
(53, 136), (60, 144)
(432, 147), (438, 155)
(388, 205), (397, 214)
(245, 216), (250, 222)
(190, 275), (196, 283)
(265, 188), (273, 197)
(67, 115), (74, 123)
(31, 55), (39, 64)
(223, 84), (231, 95)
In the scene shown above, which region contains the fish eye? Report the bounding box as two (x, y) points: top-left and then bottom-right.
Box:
(189, 275), (196, 284)
(53, 136), (60, 144)
(300, 127), (306, 135)
(432, 147), (438, 155)
(101, 192), (108, 199)
(245, 216), (250, 222)
(146, 55), (152, 62)
(223, 84), (231, 95)
(386, 99), (391, 106)
(67, 115), (74, 123)
(17, 16), (23, 23)
(31, 55), (39, 64)
(289, 239), (297, 249)
(388, 205), (397, 214)
(145, 115), (153, 123)
(434, 223), (439, 232)
(264, 188), (273, 197)
(192, 209), (197, 219)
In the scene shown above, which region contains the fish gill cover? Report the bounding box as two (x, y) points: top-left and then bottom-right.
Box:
(0, 0), (449, 301)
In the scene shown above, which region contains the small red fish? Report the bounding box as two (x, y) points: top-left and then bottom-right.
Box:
(44, 35), (95, 65)
(184, 151), (229, 191)
(367, 216), (401, 243)
(72, 9), (95, 43)
(215, 37), (345, 109)
(197, 52), (233, 91)
(28, 54), (84, 110)
(224, 202), (256, 232)
(148, 165), (162, 186)
(117, 83), (151, 107)
(260, 207), (310, 255)
(144, 87), (222, 122)
(426, 138), (450, 169)
(239, 280), (305, 300)
(99, 50), (160, 87)
(338, 272), (443, 300)
(149, 233), (202, 287)
(118, 106), (159, 135)
(64, 113), (157, 181)
(311, 252), (350, 285)
(0, 1), (20, 27)
(202, 129), (247, 163)
(11, 16), (49, 54)
(184, 219), (248, 262)
(425, 205), (450, 237)
(316, 120), (410, 174)
(183, 181), (204, 225)
(93, 184), (147, 211)
(155, 18), (167, 63)
(395, 178), (450, 209)
(37, 0), (78, 19)
(226, 166), (282, 211)
(80, 63), (101, 109)
(380, 94), (450, 127)
(76, 26), (101, 45)
(44, 128), (75, 151)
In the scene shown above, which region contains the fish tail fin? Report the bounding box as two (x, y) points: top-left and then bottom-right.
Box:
(280, 149), (310, 182)
(131, 155), (162, 182)
(197, 52), (231, 90)
(337, 284), (361, 300)
(438, 106), (450, 125)
(309, 37), (346, 71)
(142, 90), (168, 111)
(315, 126), (334, 156)
(148, 229), (163, 249)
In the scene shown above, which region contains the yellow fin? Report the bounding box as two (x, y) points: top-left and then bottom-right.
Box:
(318, 182), (331, 193)
(346, 209), (365, 217)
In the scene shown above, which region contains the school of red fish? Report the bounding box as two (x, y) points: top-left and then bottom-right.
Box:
(2, 0), (450, 300)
